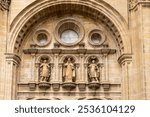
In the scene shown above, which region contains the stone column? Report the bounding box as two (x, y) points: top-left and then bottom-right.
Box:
(103, 54), (109, 81)
(0, 0), (11, 99)
(4, 53), (21, 99)
(79, 54), (84, 82)
(53, 54), (59, 82)
(118, 54), (132, 100)
(31, 53), (36, 81)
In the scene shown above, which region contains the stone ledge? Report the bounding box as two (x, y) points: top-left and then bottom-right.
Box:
(23, 48), (116, 54)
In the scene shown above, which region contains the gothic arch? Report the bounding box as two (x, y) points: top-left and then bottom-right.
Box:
(8, 0), (131, 55)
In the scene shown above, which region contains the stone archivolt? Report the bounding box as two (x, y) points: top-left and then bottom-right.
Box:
(4, 0), (132, 100)
(9, 0), (129, 55)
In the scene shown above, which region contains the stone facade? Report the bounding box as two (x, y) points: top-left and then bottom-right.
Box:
(0, 0), (150, 100)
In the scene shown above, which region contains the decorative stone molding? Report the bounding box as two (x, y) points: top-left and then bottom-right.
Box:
(5, 53), (21, 65)
(129, 0), (150, 10)
(78, 82), (86, 91)
(118, 54), (132, 65)
(62, 82), (76, 91)
(0, 0), (11, 10)
(28, 82), (36, 91)
(23, 48), (116, 55)
(101, 81), (111, 91)
(79, 42), (85, 49)
(54, 43), (60, 48)
(52, 82), (60, 91)
(38, 82), (51, 90)
(88, 82), (100, 90)
(11, 1), (127, 54)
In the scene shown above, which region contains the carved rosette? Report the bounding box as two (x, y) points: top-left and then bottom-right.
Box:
(0, 0), (11, 10)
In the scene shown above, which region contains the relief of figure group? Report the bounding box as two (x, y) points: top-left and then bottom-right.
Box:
(39, 56), (101, 83)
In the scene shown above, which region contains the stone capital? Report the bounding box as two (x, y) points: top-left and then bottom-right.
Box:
(0, 0), (11, 11)
(5, 53), (21, 65)
(118, 53), (132, 65)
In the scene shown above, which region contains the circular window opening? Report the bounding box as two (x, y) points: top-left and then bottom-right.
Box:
(91, 33), (102, 44)
(33, 30), (51, 47)
(37, 33), (48, 44)
(88, 29), (106, 46)
(60, 29), (79, 43)
(55, 19), (84, 46)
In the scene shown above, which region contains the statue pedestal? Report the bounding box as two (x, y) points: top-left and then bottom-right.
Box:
(39, 82), (50, 90)
(62, 82), (76, 91)
(88, 81), (100, 90)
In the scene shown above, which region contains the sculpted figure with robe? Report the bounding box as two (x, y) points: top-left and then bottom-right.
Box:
(88, 59), (100, 82)
(39, 59), (50, 82)
(63, 58), (75, 82)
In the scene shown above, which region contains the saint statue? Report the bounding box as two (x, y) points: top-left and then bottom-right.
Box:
(63, 58), (75, 82)
(39, 59), (50, 82)
(88, 59), (100, 82)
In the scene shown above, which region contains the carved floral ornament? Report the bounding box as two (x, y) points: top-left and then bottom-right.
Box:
(0, 0), (11, 10)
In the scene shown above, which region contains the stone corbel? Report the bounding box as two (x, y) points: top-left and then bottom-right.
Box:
(28, 81), (36, 91)
(52, 82), (60, 91)
(101, 81), (110, 91)
(0, 0), (11, 11)
(78, 82), (86, 91)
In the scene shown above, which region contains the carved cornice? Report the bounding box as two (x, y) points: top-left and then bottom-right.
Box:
(0, 0), (11, 10)
(23, 48), (116, 55)
(129, 0), (150, 10)
(118, 53), (132, 65)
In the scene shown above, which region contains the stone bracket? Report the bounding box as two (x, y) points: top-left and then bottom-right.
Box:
(78, 82), (86, 91)
(101, 81), (111, 91)
(28, 82), (36, 91)
(52, 82), (60, 91)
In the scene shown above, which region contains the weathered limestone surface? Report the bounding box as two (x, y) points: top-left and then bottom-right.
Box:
(0, 0), (149, 100)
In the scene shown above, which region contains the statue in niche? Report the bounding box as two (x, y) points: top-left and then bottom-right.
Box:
(63, 57), (75, 82)
(88, 58), (100, 82)
(39, 59), (50, 82)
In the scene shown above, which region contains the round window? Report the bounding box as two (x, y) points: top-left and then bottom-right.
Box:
(60, 30), (79, 43)
(88, 29), (106, 46)
(33, 30), (51, 47)
(55, 19), (84, 46)
(37, 33), (48, 44)
(91, 33), (101, 44)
